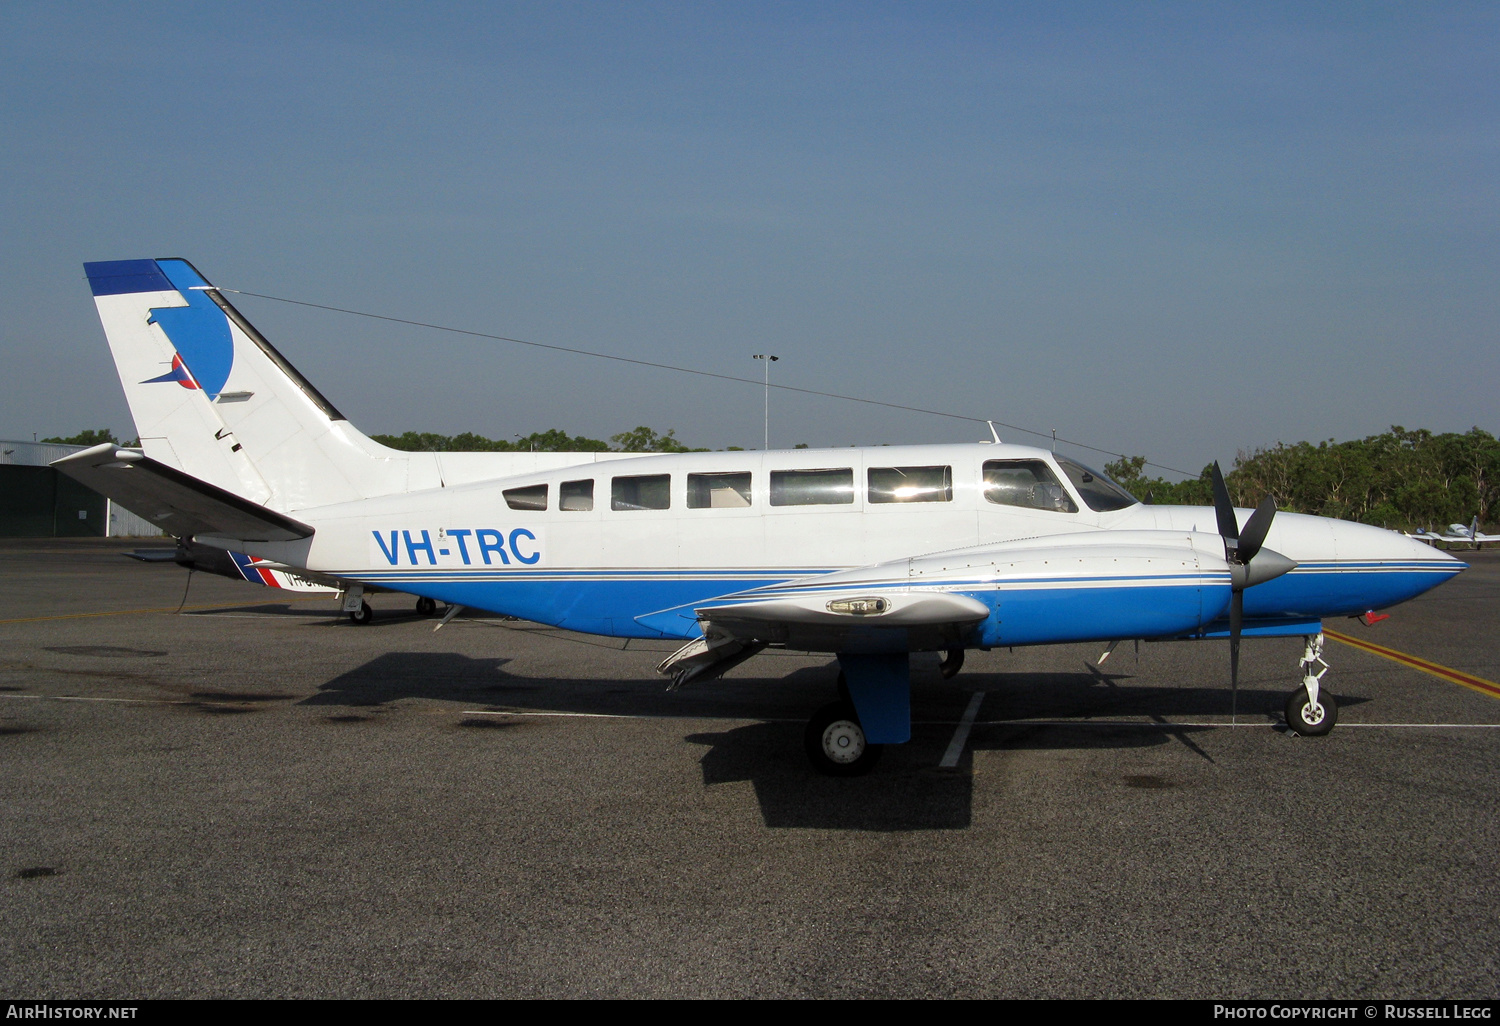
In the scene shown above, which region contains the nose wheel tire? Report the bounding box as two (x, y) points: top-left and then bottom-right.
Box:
(415, 596), (437, 616)
(348, 602), (374, 625)
(1285, 686), (1337, 736)
(804, 701), (883, 776)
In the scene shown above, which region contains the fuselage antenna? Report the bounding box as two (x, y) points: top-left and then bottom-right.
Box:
(986, 421), (1001, 444)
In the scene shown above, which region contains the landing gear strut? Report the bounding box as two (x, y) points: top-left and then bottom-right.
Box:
(804, 701), (883, 776)
(1286, 633), (1337, 735)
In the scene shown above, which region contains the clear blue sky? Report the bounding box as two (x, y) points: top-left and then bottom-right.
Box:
(1, 2), (1495, 476)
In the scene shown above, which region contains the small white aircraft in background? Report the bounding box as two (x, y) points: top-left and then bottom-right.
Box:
(57, 259), (1467, 774)
(1407, 519), (1497, 549)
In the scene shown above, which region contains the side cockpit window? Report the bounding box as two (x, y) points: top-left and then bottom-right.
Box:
(982, 460), (1077, 513)
(1054, 457), (1138, 512)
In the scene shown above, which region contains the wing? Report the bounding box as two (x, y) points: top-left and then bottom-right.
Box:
(52, 443), (313, 542)
(652, 571), (989, 688)
(654, 529), (1252, 687)
(692, 586), (990, 652)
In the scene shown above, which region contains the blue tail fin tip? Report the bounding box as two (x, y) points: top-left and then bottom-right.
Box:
(84, 259), (174, 297)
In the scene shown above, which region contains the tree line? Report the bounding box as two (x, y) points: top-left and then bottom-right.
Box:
(1105, 426), (1498, 531)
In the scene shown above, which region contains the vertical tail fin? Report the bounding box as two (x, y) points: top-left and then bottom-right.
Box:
(85, 258), (409, 511)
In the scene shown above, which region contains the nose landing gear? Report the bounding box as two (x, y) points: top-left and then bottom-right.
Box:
(1286, 633), (1337, 735)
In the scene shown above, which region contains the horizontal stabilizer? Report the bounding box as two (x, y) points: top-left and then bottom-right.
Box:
(52, 443), (314, 541)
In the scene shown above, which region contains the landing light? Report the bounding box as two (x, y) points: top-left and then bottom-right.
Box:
(827, 597), (889, 616)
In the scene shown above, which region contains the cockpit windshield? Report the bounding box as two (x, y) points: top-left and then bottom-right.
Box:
(1054, 457), (1139, 512)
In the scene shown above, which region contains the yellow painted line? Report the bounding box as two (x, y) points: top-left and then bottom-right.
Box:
(0, 595), (329, 626)
(1325, 628), (1500, 701)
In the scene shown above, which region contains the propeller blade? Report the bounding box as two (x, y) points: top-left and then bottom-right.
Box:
(1229, 588), (1242, 724)
(1210, 462), (1239, 552)
(1237, 496), (1278, 565)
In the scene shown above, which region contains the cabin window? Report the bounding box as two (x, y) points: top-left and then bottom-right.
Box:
(769, 468), (854, 506)
(503, 483), (548, 511)
(1054, 457), (1138, 512)
(868, 465), (952, 504)
(560, 479), (594, 511)
(687, 472), (752, 509)
(612, 474), (671, 511)
(982, 459), (1077, 513)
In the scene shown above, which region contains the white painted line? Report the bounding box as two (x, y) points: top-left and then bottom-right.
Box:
(1328, 723), (1500, 729)
(7, 694), (1498, 731)
(939, 692), (986, 768)
(0, 693), (191, 705)
(972, 718), (1500, 729)
(461, 708), (804, 723)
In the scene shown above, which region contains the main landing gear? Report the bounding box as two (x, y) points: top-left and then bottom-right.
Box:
(939, 647), (964, 679)
(348, 601), (373, 625)
(415, 596), (438, 617)
(804, 701), (883, 777)
(811, 654), (911, 775)
(1285, 633), (1338, 736)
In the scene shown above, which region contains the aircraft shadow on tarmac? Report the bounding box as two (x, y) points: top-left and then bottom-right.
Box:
(306, 653), (1367, 832)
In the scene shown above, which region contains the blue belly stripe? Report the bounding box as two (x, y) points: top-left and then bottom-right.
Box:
(329, 561), (1462, 641)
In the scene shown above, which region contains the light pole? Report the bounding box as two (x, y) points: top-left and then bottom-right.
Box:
(752, 354), (778, 450)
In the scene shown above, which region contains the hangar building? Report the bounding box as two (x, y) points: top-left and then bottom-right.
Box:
(0, 440), (163, 538)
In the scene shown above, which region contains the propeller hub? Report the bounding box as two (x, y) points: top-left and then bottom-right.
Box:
(1229, 548), (1298, 590)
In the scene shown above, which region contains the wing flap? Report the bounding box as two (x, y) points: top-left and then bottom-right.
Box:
(51, 443), (314, 542)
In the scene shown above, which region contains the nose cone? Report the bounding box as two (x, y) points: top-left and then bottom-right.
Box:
(1333, 518), (1469, 570)
(1321, 518), (1467, 615)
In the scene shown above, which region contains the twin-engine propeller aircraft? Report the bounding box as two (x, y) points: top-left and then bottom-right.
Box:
(58, 258), (1467, 774)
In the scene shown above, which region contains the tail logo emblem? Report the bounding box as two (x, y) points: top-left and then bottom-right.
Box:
(141, 353), (200, 390)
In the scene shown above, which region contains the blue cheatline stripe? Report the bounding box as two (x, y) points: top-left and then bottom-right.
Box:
(84, 259), (173, 296)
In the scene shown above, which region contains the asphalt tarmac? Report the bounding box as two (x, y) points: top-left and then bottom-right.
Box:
(2, 539), (1496, 998)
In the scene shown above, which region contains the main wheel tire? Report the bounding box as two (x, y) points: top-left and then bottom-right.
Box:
(349, 602), (374, 626)
(804, 701), (883, 777)
(1285, 686), (1338, 736)
(939, 647), (965, 679)
(415, 596), (437, 616)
